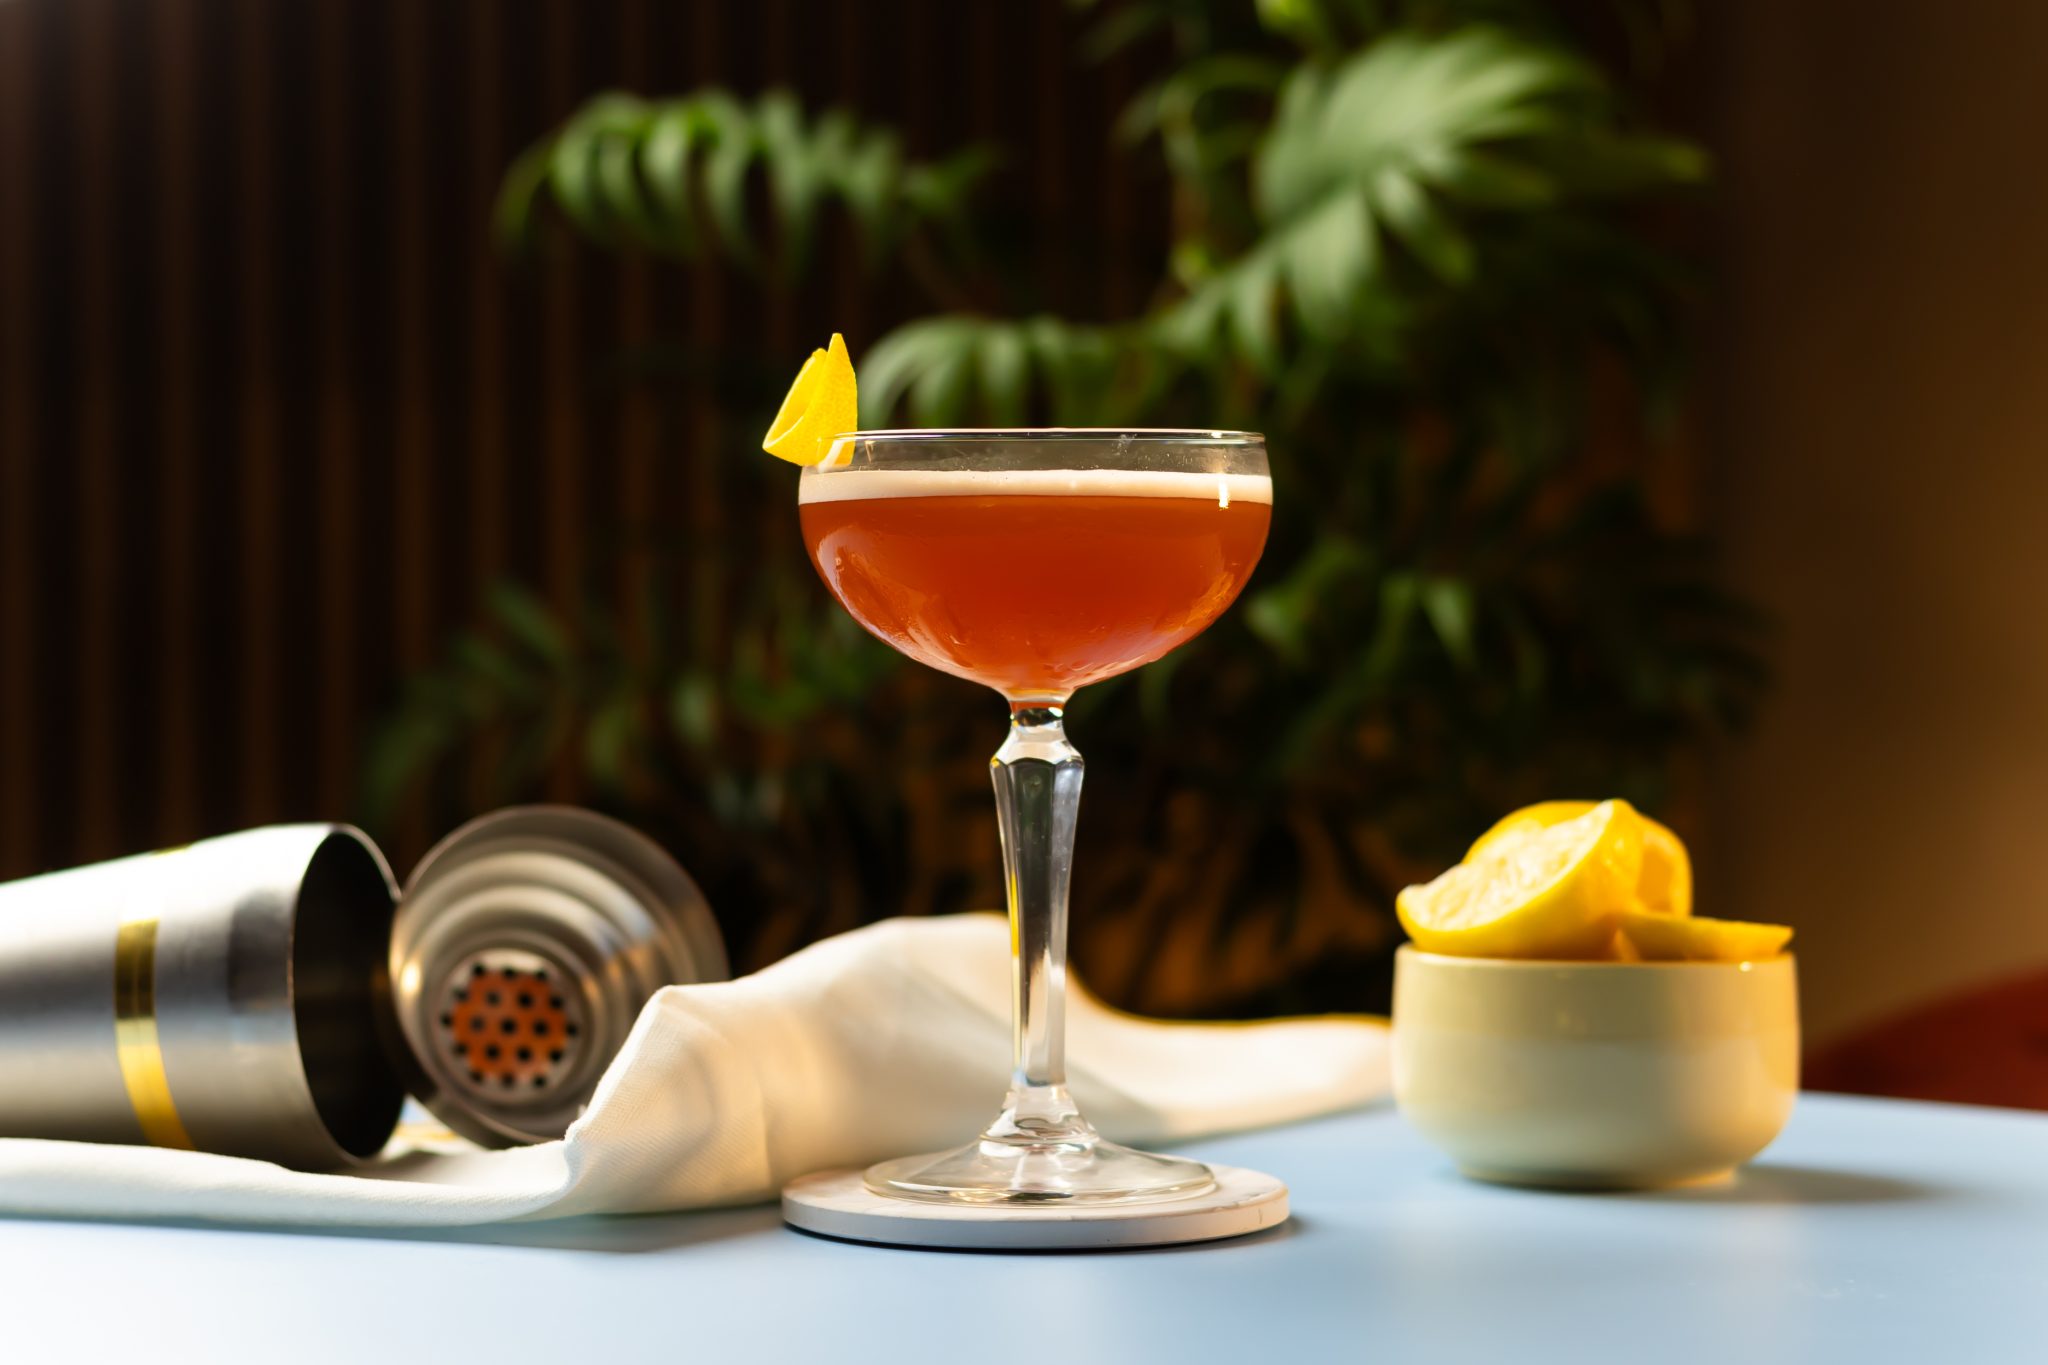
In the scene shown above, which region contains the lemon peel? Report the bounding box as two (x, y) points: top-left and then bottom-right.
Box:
(1397, 799), (1643, 960)
(1615, 909), (1792, 963)
(1467, 799), (1693, 918)
(763, 333), (857, 465)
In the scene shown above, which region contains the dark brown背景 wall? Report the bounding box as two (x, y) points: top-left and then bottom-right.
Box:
(0, 0), (1157, 879)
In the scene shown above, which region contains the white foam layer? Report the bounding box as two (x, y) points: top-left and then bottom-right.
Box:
(798, 468), (1273, 506)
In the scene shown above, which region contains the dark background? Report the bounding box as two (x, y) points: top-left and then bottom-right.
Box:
(0, 0), (1157, 874)
(5, 1), (2048, 1056)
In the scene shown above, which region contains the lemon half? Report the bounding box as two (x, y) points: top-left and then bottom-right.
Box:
(1467, 799), (1693, 918)
(763, 333), (857, 466)
(1398, 800), (1644, 960)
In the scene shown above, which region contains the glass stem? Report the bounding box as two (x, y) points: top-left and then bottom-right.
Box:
(985, 702), (1092, 1148)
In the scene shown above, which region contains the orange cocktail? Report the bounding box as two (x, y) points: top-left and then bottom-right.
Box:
(800, 468), (1272, 701)
(797, 430), (1271, 1209)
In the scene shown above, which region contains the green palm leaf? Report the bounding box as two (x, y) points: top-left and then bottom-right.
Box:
(1164, 25), (1705, 364)
(497, 89), (990, 279)
(858, 316), (1155, 427)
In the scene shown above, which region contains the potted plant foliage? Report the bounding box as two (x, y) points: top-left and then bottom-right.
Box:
(371, 0), (1763, 1016)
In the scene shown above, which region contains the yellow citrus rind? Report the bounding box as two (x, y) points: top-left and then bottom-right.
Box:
(1467, 799), (1693, 918)
(1615, 909), (1792, 963)
(763, 332), (857, 465)
(1397, 800), (1644, 961)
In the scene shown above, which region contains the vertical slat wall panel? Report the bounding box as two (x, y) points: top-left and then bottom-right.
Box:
(0, 0), (1154, 878)
(539, 0), (583, 806)
(234, 0), (279, 825)
(151, 0), (200, 847)
(312, 0), (362, 824)
(1101, 50), (1138, 319)
(829, 2), (868, 348)
(466, 0), (507, 607)
(69, 0), (119, 860)
(392, 0), (433, 676)
(461, 0), (510, 815)
(685, 0), (726, 678)
(388, 0), (436, 852)
(1032, 6), (1071, 312)
(615, 0), (655, 637)
(0, 1), (37, 872)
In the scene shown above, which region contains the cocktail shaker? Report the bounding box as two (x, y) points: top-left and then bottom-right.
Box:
(0, 825), (406, 1169)
(0, 807), (726, 1169)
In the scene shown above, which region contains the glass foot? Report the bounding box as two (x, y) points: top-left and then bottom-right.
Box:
(865, 1127), (1216, 1207)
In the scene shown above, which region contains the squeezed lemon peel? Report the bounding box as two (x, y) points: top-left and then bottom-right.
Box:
(1615, 909), (1792, 964)
(1404, 799), (1789, 962)
(1397, 800), (1643, 960)
(1466, 799), (1693, 918)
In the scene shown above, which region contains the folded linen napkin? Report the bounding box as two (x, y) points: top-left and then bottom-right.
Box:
(0, 914), (1388, 1226)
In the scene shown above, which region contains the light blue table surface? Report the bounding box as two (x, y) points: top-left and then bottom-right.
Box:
(4, 1093), (2043, 1363)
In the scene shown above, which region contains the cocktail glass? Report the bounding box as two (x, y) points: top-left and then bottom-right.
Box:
(799, 429), (1272, 1205)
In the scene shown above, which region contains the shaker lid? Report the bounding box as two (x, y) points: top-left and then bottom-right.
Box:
(388, 806), (727, 1147)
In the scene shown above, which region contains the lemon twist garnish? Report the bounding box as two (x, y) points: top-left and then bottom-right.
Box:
(763, 333), (857, 466)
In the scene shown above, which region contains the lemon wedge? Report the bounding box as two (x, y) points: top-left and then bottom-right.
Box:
(1467, 799), (1692, 917)
(1615, 909), (1792, 963)
(763, 333), (857, 466)
(1397, 800), (1644, 960)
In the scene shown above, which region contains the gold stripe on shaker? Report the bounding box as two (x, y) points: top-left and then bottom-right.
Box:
(112, 917), (196, 1150)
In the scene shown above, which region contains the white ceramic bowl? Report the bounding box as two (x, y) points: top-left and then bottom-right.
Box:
(1392, 946), (1799, 1189)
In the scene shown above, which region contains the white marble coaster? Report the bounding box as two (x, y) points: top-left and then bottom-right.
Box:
(781, 1162), (1288, 1251)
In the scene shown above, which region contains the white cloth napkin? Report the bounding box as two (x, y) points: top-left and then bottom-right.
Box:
(0, 914), (1388, 1226)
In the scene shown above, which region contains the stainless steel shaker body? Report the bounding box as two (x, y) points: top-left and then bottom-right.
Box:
(0, 826), (407, 1168)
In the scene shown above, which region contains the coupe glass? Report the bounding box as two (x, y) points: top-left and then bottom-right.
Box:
(799, 429), (1272, 1205)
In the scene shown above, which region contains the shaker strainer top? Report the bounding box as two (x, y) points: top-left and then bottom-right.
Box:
(390, 807), (727, 1147)
(440, 951), (586, 1099)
